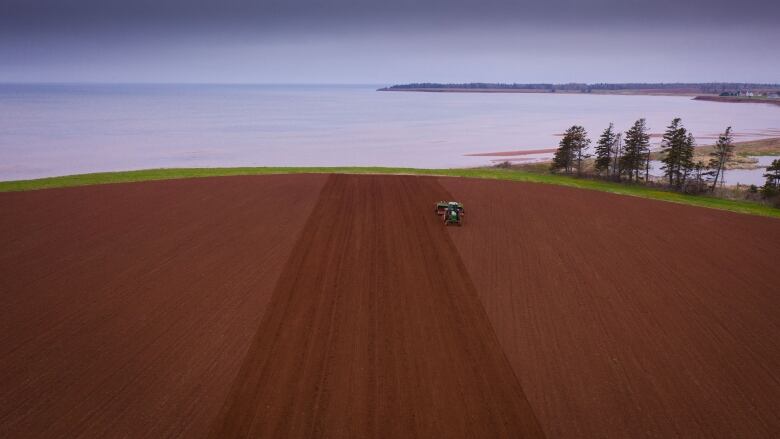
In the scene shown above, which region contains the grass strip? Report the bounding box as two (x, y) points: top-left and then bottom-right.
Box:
(1, 167), (778, 218)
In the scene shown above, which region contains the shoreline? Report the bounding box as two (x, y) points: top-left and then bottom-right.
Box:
(465, 148), (557, 157)
(693, 95), (780, 106)
(380, 88), (780, 103)
(379, 88), (707, 97)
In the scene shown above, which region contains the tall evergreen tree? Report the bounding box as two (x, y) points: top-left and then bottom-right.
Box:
(551, 129), (575, 173)
(551, 125), (590, 174)
(594, 123), (616, 175)
(709, 127), (734, 190)
(611, 133), (623, 180)
(620, 118), (650, 182)
(571, 126), (591, 176)
(678, 132), (696, 188)
(659, 118), (686, 186)
(763, 159), (780, 193)
(659, 118), (697, 189)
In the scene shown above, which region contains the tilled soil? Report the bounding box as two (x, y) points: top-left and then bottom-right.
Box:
(1, 174), (779, 438)
(440, 178), (780, 438)
(209, 175), (544, 438)
(0, 175), (327, 437)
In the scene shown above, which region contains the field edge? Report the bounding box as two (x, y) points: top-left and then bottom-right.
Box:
(1, 166), (778, 218)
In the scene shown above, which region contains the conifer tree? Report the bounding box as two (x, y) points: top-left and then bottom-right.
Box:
(709, 127), (734, 190)
(762, 158), (780, 195)
(620, 118), (650, 182)
(594, 123), (616, 175)
(571, 125), (591, 176)
(679, 132), (695, 188)
(611, 133), (623, 180)
(551, 129), (574, 173)
(551, 125), (590, 174)
(659, 118), (697, 189)
(659, 118), (686, 186)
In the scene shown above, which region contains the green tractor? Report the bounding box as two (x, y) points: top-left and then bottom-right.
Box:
(435, 201), (465, 226)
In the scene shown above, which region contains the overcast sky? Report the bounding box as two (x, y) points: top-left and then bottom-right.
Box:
(1, 0), (778, 84)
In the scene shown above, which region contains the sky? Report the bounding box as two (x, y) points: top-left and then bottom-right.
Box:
(1, 0), (778, 84)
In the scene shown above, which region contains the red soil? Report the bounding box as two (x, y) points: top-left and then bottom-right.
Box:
(0, 175), (327, 437)
(209, 175), (544, 437)
(440, 178), (780, 438)
(1, 174), (779, 438)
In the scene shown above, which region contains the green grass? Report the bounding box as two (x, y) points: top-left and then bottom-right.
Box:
(1, 166), (778, 218)
(650, 137), (780, 161)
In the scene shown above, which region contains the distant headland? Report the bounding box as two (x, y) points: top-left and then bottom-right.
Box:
(378, 83), (780, 99)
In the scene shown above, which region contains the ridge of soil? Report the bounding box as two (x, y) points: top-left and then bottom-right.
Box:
(209, 174), (545, 438)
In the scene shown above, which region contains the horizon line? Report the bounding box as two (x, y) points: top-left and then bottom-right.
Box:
(2, 81), (780, 86)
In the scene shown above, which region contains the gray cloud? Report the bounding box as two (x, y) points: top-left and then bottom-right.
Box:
(2, 0), (779, 30)
(0, 0), (778, 83)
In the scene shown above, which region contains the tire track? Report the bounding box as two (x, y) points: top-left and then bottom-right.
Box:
(0, 175), (328, 438)
(440, 177), (780, 438)
(209, 174), (545, 438)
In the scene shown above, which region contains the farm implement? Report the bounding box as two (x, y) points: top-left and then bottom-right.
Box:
(435, 201), (465, 226)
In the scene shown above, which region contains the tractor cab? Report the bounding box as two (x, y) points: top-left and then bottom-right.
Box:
(434, 200), (465, 226)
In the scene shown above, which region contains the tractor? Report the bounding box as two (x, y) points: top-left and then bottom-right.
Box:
(435, 201), (464, 226)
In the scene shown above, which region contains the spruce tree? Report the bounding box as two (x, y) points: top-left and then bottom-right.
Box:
(551, 130), (574, 173)
(620, 118), (650, 182)
(551, 125), (590, 174)
(550, 125), (590, 175)
(763, 159), (780, 195)
(611, 133), (623, 180)
(709, 127), (734, 190)
(659, 118), (687, 187)
(571, 125), (591, 176)
(594, 123), (616, 175)
(678, 132), (695, 188)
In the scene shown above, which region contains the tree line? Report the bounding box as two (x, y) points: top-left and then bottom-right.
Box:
(383, 83), (780, 93)
(550, 118), (752, 194)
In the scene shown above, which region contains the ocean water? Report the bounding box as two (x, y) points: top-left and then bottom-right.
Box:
(2, 83), (780, 181)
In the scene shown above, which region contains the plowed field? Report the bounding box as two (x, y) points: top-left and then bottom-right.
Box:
(1, 174), (778, 438)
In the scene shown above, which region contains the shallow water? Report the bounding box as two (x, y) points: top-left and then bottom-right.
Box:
(2, 84), (780, 181)
(716, 156), (777, 187)
(648, 156), (778, 186)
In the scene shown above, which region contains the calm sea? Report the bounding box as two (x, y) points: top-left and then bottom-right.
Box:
(2, 84), (779, 182)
